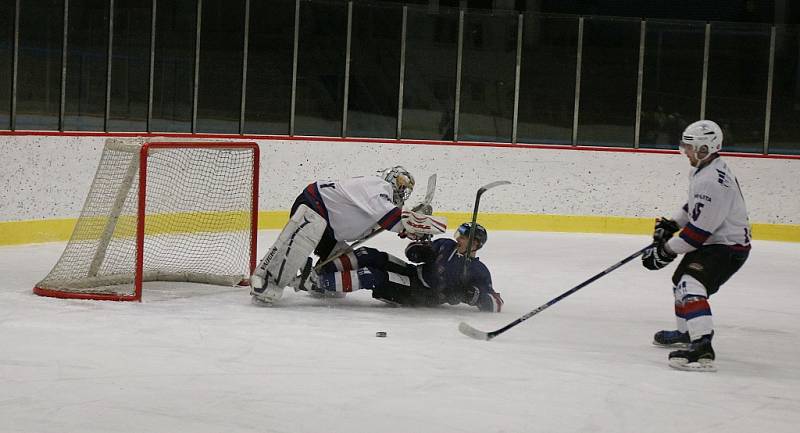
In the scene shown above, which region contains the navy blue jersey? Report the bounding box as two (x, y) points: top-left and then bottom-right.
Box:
(406, 238), (502, 312)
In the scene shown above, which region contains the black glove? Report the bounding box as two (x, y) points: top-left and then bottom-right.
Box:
(642, 241), (677, 270)
(653, 217), (680, 243)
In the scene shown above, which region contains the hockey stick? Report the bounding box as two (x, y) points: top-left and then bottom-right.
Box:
(462, 180), (511, 279)
(313, 173), (437, 272)
(458, 243), (655, 341)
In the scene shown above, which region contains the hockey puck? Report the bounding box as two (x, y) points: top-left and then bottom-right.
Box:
(375, 331), (387, 338)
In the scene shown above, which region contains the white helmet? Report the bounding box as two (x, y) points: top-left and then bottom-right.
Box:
(681, 120), (723, 159)
(378, 166), (415, 206)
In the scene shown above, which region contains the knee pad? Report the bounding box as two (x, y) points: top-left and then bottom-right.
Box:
(673, 274), (709, 304)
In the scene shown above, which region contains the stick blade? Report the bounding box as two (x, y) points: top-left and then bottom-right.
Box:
(458, 322), (491, 341)
(477, 180), (511, 195)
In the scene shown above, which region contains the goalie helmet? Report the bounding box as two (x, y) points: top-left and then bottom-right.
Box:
(378, 166), (415, 206)
(680, 120), (723, 160)
(456, 222), (488, 250)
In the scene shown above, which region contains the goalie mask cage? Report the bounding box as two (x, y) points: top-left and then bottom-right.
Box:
(33, 138), (260, 301)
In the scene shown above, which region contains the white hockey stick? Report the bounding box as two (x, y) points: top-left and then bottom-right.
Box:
(313, 173), (437, 272)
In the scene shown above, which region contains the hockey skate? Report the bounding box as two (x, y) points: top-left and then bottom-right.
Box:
(653, 330), (691, 348)
(250, 270), (284, 306)
(668, 334), (716, 372)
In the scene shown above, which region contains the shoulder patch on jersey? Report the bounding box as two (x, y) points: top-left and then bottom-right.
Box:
(715, 169), (731, 187)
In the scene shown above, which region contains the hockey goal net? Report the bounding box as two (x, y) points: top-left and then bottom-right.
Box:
(34, 138), (260, 301)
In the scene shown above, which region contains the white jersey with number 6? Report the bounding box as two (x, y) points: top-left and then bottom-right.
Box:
(667, 156), (751, 255)
(315, 176), (403, 242)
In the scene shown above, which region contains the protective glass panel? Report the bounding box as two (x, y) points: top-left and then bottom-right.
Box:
(457, 9), (517, 143)
(196, 0), (244, 133)
(108, 0), (151, 132)
(243, 0), (294, 135)
(0, 0), (12, 129)
(639, 20), (705, 149)
(577, 16), (640, 147)
(15, 0), (63, 131)
(63, 0), (108, 131)
(294, 0), (347, 137)
(705, 22), (770, 153)
(346, 2), (402, 139)
(151, 0), (196, 133)
(516, 14), (578, 145)
(767, 25), (800, 155)
(401, 5), (459, 140)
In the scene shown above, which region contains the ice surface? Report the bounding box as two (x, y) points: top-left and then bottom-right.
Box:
(1, 231), (799, 433)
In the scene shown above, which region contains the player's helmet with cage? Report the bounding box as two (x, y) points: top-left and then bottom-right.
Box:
(680, 120), (723, 160)
(378, 166), (415, 206)
(456, 222), (488, 250)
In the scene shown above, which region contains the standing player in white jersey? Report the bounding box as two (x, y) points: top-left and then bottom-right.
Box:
(642, 119), (751, 372)
(250, 166), (444, 305)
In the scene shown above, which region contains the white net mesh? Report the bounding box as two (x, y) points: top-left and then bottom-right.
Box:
(36, 138), (257, 299)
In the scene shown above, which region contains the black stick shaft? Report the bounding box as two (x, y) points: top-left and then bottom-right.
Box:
(483, 243), (654, 339)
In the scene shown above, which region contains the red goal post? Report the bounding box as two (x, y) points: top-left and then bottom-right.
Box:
(33, 138), (260, 301)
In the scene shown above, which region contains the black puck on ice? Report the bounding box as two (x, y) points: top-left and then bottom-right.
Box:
(375, 331), (387, 338)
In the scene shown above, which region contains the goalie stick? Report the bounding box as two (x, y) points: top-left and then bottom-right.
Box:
(462, 180), (511, 280)
(313, 173), (437, 272)
(458, 243), (655, 341)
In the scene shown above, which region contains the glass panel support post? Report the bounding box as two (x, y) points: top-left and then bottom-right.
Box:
(571, 16), (584, 146)
(289, 0), (300, 136)
(147, 0), (157, 132)
(239, 0), (250, 135)
(191, 0), (203, 133)
(59, 0), (70, 131)
(511, 13), (523, 144)
(634, 19), (646, 148)
(700, 22), (710, 119)
(341, 1), (353, 138)
(104, 0), (115, 132)
(763, 25), (776, 155)
(453, 9), (464, 142)
(10, 0), (20, 130)
(396, 5), (407, 139)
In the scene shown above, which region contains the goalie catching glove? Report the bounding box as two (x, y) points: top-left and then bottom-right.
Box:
(398, 210), (447, 240)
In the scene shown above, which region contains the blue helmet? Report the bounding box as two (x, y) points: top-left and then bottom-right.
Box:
(456, 222), (488, 249)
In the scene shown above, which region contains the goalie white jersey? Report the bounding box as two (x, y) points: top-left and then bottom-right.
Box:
(667, 156), (751, 255)
(310, 176), (403, 242)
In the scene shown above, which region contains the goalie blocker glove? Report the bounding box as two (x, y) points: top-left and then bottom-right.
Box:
(653, 217), (681, 243)
(641, 241), (677, 270)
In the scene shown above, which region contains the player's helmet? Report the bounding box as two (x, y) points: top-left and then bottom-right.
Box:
(379, 166), (415, 206)
(456, 222), (488, 250)
(680, 120), (723, 160)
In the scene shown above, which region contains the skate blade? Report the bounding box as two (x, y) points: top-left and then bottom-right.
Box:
(250, 295), (275, 307)
(668, 358), (716, 372)
(652, 341), (689, 348)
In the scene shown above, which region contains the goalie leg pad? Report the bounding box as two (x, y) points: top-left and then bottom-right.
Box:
(253, 204), (327, 288)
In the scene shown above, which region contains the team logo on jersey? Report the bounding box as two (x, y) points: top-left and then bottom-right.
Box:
(380, 193), (391, 202)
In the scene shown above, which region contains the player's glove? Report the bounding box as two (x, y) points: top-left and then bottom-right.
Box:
(461, 286), (480, 306)
(641, 241), (677, 270)
(653, 217), (680, 243)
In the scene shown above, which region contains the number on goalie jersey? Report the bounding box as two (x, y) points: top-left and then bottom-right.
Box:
(250, 166), (415, 305)
(311, 222), (503, 312)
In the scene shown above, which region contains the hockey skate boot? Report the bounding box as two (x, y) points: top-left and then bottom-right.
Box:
(668, 334), (716, 372)
(653, 330), (691, 347)
(250, 271), (284, 306)
(292, 258), (320, 293)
